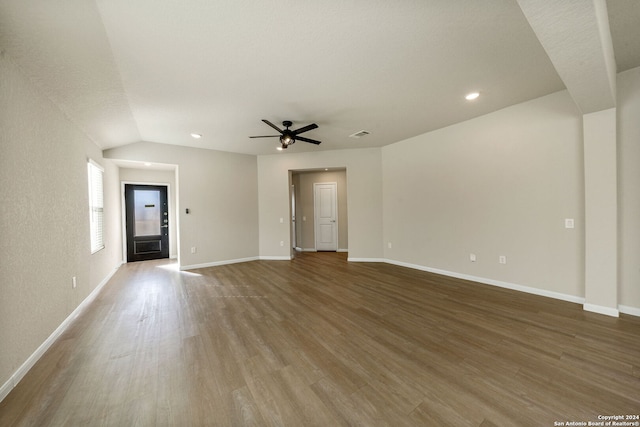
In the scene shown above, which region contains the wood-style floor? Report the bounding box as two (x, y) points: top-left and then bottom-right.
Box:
(1, 252), (639, 426)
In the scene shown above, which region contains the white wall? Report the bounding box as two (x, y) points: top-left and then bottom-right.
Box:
(382, 90), (585, 299)
(0, 53), (122, 394)
(258, 149), (382, 260)
(618, 66), (640, 311)
(104, 142), (259, 268)
(118, 167), (178, 259)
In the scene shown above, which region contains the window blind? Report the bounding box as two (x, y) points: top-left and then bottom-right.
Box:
(88, 160), (104, 253)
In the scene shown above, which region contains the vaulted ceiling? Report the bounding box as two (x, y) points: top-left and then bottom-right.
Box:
(1, 0), (639, 155)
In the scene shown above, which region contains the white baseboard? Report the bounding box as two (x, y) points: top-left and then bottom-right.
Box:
(384, 258), (585, 306)
(180, 256), (260, 270)
(583, 303), (620, 317)
(0, 262), (123, 403)
(347, 257), (386, 263)
(619, 305), (640, 317)
(381, 259), (640, 318)
(299, 248), (347, 253)
(259, 255), (292, 261)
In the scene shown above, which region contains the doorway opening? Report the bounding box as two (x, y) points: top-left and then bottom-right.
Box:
(290, 169), (348, 255)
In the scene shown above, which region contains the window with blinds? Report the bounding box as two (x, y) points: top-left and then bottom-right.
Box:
(88, 160), (105, 253)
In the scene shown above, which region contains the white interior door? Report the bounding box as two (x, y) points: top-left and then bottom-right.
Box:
(314, 182), (337, 251)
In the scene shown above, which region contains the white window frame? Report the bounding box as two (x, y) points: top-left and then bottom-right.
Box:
(88, 159), (105, 254)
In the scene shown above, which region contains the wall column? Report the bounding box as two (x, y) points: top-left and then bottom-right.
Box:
(583, 108), (618, 316)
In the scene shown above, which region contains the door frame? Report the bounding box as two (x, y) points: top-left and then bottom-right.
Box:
(290, 184), (297, 251)
(313, 181), (338, 251)
(120, 181), (173, 264)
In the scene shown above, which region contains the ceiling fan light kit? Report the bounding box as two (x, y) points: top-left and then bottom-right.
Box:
(250, 119), (321, 150)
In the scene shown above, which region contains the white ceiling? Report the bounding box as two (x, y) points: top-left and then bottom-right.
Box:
(1, 0), (639, 155)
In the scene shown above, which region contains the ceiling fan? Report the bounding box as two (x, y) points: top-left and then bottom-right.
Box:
(250, 120), (321, 149)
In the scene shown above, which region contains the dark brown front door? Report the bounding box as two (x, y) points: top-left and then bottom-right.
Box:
(125, 184), (169, 262)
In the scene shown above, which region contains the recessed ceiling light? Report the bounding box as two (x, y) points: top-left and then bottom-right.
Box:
(190, 133), (202, 139)
(465, 92), (480, 101)
(144, 162), (152, 166)
(349, 130), (370, 138)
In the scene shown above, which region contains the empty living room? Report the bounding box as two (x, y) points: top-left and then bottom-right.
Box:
(1, 0), (639, 426)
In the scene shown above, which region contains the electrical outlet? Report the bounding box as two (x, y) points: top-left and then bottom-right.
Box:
(470, 253), (476, 262)
(280, 241), (284, 247)
(388, 242), (392, 249)
(72, 276), (77, 289)
(565, 218), (575, 229)
(191, 246), (197, 254)
(499, 255), (507, 264)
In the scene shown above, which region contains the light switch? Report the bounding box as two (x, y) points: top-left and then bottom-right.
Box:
(565, 218), (575, 229)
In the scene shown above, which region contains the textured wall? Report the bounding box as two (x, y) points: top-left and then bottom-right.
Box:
(0, 53), (122, 388)
(382, 90), (585, 298)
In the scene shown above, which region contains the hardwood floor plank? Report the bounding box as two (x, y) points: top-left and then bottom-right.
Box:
(1, 253), (639, 426)
(242, 367), (304, 427)
(310, 377), (382, 427)
(230, 386), (266, 427)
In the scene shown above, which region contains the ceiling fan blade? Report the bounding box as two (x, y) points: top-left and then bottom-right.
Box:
(292, 123), (318, 135)
(249, 135), (280, 138)
(295, 135), (321, 145)
(262, 119), (283, 133)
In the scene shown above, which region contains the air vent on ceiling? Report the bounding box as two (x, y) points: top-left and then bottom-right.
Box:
(349, 130), (370, 138)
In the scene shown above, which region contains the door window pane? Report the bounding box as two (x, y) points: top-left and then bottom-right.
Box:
(134, 190), (160, 236)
